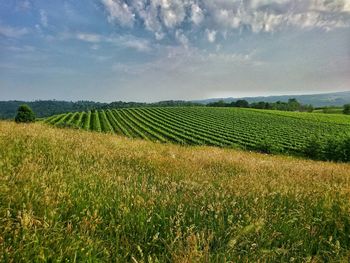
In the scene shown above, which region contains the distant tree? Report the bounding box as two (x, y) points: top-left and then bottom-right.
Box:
(15, 104), (35, 123)
(234, 100), (249, 108)
(343, 104), (350, 115)
(251, 101), (268, 109)
(287, 98), (301, 111)
(207, 100), (227, 107)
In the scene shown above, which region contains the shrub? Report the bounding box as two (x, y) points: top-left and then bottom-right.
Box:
(255, 139), (279, 154)
(305, 136), (350, 162)
(303, 137), (324, 160)
(15, 104), (35, 123)
(343, 104), (350, 115)
(323, 137), (343, 162)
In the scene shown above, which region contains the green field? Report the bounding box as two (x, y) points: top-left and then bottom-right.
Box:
(313, 108), (344, 114)
(44, 107), (350, 156)
(1, 122), (350, 262)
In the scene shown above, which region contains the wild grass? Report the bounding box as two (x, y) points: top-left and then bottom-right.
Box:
(1, 121), (350, 262)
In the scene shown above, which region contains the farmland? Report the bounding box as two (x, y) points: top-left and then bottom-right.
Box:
(1, 121), (350, 262)
(44, 107), (350, 156)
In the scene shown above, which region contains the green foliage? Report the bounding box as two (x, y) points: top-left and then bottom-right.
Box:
(303, 136), (324, 160)
(303, 136), (350, 162)
(15, 104), (35, 123)
(208, 98), (314, 112)
(254, 139), (280, 154)
(343, 104), (350, 115)
(0, 100), (201, 119)
(45, 107), (350, 162)
(232, 99), (250, 108)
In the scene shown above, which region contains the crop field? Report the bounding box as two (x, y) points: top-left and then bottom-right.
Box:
(1, 121), (350, 262)
(44, 107), (350, 155)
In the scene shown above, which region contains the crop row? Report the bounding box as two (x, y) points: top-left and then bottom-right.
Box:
(44, 107), (350, 155)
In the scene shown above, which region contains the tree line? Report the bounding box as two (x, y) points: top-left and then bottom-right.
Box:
(2, 99), (350, 120)
(207, 98), (314, 112)
(0, 100), (201, 119)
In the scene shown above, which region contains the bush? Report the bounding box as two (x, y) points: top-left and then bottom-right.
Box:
(323, 137), (343, 162)
(343, 104), (350, 115)
(255, 139), (279, 154)
(305, 136), (350, 162)
(15, 104), (35, 123)
(303, 137), (324, 160)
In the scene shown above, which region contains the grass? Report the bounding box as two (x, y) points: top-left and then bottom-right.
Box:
(1, 121), (350, 262)
(313, 108), (344, 115)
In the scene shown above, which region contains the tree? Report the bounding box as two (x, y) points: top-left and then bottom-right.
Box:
(234, 100), (249, 108)
(343, 104), (350, 115)
(15, 104), (35, 123)
(287, 98), (301, 111)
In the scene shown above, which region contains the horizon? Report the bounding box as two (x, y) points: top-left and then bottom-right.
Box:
(1, 89), (350, 104)
(1, 1), (350, 102)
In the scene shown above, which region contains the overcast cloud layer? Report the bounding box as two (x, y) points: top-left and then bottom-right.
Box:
(0, 0), (350, 102)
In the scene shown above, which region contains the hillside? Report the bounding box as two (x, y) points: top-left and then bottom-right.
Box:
(1, 121), (350, 261)
(44, 107), (350, 159)
(195, 91), (350, 107)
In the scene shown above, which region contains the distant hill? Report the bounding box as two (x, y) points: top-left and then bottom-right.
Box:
(194, 91), (350, 107)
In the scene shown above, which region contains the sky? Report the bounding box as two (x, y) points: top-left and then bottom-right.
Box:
(0, 0), (350, 102)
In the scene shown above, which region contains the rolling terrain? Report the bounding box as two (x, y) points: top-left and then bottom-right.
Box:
(195, 91), (350, 107)
(1, 121), (350, 262)
(44, 107), (350, 157)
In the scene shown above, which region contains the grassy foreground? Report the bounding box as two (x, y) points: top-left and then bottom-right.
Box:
(1, 122), (350, 262)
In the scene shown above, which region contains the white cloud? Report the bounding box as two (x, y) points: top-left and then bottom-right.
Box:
(206, 29), (217, 43)
(72, 32), (151, 52)
(345, 0), (350, 12)
(76, 33), (102, 43)
(101, 0), (135, 27)
(191, 4), (204, 25)
(0, 25), (29, 38)
(117, 36), (151, 52)
(175, 30), (189, 47)
(158, 0), (186, 28)
(40, 10), (48, 27)
(99, 0), (350, 44)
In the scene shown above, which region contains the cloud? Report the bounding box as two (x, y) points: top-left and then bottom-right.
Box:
(99, 0), (350, 43)
(101, 0), (135, 27)
(117, 36), (151, 52)
(67, 32), (151, 52)
(175, 30), (189, 47)
(40, 10), (48, 28)
(206, 29), (217, 43)
(191, 4), (204, 25)
(76, 33), (102, 43)
(111, 45), (261, 77)
(0, 25), (29, 38)
(17, 0), (31, 11)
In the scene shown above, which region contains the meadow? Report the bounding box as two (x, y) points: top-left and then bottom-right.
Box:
(45, 107), (350, 158)
(1, 121), (350, 262)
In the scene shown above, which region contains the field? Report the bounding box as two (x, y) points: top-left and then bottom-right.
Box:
(313, 108), (344, 114)
(44, 107), (350, 156)
(1, 121), (350, 262)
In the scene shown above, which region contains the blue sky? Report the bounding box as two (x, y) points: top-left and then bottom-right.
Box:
(1, 0), (350, 102)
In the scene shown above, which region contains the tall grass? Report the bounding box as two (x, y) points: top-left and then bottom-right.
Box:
(1, 121), (350, 262)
